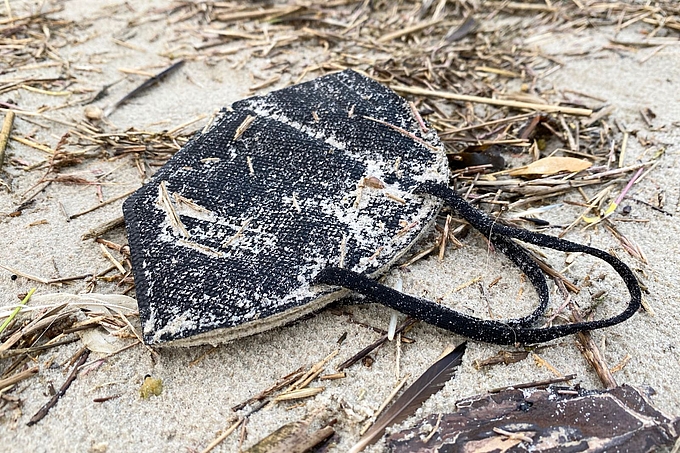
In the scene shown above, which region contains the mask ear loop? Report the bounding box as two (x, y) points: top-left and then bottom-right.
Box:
(314, 182), (641, 345)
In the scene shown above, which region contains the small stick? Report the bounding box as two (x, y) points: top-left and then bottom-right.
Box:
(610, 353), (632, 373)
(440, 112), (534, 135)
(81, 216), (126, 240)
(0, 110), (15, 171)
(273, 387), (324, 401)
(9, 135), (54, 154)
(0, 338), (80, 359)
(0, 338), (78, 359)
(527, 250), (580, 293)
(288, 349), (338, 391)
(359, 373), (410, 435)
(99, 243), (126, 274)
(488, 374), (577, 393)
(200, 418), (244, 453)
(572, 309), (617, 389)
(337, 318), (417, 371)
(422, 413), (443, 444)
(0, 366), (39, 391)
(93, 394), (122, 403)
(493, 427), (534, 443)
(104, 60), (185, 117)
(69, 189), (136, 219)
(231, 367), (305, 411)
(391, 85), (593, 116)
(362, 115), (440, 152)
(27, 349), (90, 426)
(378, 18), (442, 43)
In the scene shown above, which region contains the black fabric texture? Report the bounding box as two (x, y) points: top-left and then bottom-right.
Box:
(123, 69), (448, 345)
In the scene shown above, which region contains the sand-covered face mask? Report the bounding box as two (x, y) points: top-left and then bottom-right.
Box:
(123, 70), (640, 347)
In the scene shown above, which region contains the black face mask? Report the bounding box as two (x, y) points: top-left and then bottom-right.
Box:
(124, 69), (641, 347)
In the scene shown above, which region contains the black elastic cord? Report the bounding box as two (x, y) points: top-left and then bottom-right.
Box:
(314, 182), (641, 345)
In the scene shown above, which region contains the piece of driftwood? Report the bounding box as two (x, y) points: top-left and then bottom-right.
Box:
(244, 417), (334, 453)
(387, 384), (680, 452)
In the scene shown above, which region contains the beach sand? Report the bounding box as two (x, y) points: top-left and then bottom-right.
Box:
(2, 2), (679, 452)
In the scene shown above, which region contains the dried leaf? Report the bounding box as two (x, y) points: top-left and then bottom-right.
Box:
(509, 156), (592, 176)
(349, 342), (467, 453)
(77, 328), (125, 354)
(27, 293), (137, 317)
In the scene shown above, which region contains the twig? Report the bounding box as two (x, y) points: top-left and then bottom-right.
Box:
(69, 189), (137, 219)
(526, 250), (580, 293)
(27, 349), (90, 426)
(359, 374), (410, 435)
(0, 337), (79, 359)
(200, 418), (244, 453)
(378, 18), (442, 43)
(572, 309), (617, 389)
(231, 367), (305, 411)
(81, 216), (126, 240)
(391, 85), (593, 116)
(337, 318), (417, 371)
(0, 366), (39, 391)
(488, 374), (577, 393)
(0, 110), (15, 171)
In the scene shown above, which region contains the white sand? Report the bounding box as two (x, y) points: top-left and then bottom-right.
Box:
(2, 2), (679, 452)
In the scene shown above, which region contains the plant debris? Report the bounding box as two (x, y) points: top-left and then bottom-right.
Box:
(244, 415), (335, 453)
(26, 348), (90, 426)
(1, 0), (678, 450)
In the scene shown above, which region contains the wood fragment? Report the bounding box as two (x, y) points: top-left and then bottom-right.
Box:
(488, 374), (577, 393)
(0, 110), (15, 171)
(201, 418), (245, 453)
(27, 349), (90, 426)
(391, 85), (593, 116)
(572, 309), (617, 389)
(337, 318), (417, 371)
(70, 189), (137, 219)
(243, 416), (334, 453)
(0, 366), (39, 391)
